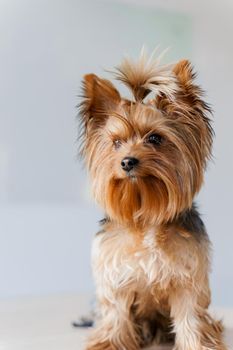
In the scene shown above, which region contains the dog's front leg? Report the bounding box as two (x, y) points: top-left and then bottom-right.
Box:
(169, 288), (227, 350)
(85, 290), (140, 350)
(170, 288), (202, 350)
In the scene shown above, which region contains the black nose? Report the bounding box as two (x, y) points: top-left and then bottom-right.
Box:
(121, 157), (139, 172)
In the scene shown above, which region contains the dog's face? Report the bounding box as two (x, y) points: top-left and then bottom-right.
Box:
(80, 58), (213, 228)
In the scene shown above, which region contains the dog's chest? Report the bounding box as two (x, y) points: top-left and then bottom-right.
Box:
(92, 228), (174, 290)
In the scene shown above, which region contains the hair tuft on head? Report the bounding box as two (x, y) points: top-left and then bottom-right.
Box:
(113, 47), (178, 101)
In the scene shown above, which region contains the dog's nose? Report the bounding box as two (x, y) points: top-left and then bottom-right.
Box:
(121, 157), (139, 172)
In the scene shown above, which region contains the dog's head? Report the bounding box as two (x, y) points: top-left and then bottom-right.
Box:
(79, 53), (213, 228)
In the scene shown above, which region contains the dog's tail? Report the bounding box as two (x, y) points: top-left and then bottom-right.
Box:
(114, 47), (178, 102)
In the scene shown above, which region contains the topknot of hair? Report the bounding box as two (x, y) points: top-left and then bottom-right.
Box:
(113, 48), (178, 102)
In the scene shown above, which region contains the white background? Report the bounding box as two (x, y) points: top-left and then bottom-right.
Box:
(0, 0), (232, 307)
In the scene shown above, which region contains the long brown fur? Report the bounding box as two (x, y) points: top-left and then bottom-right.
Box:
(79, 52), (227, 350)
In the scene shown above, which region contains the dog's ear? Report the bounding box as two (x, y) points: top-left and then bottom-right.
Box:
(173, 59), (194, 85)
(156, 59), (211, 119)
(156, 59), (213, 162)
(173, 59), (210, 114)
(80, 74), (121, 132)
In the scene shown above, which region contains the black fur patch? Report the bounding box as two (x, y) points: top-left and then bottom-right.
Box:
(176, 204), (208, 241)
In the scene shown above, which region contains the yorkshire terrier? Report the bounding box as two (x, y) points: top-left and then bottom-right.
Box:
(79, 51), (227, 350)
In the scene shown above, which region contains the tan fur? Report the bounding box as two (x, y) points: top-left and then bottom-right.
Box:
(79, 53), (226, 350)
(114, 48), (178, 101)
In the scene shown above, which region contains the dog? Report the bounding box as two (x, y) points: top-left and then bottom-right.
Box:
(79, 51), (227, 350)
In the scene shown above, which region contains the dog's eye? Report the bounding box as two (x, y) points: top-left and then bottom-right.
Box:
(147, 133), (163, 145)
(113, 139), (122, 149)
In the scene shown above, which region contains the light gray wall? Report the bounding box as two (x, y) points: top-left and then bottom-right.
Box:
(191, 3), (233, 307)
(0, 0), (232, 306)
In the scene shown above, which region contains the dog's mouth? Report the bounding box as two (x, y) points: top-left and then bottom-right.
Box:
(126, 171), (137, 179)
(124, 172), (157, 184)
(123, 167), (154, 177)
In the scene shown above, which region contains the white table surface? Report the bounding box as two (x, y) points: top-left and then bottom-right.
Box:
(0, 294), (232, 350)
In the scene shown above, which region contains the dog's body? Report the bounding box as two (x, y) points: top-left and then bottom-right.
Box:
(79, 52), (227, 349)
